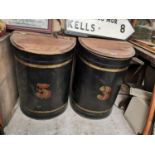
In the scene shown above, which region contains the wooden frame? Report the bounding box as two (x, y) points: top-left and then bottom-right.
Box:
(130, 19), (138, 28)
(0, 114), (4, 134)
(3, 19), (52, 33)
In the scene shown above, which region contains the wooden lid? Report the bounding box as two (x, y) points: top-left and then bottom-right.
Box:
(10, 31), (76, 55)
(79, 37), (135, 59)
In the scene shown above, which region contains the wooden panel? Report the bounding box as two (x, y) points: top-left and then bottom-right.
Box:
(0, 34), (11, 83)
(52, 19), (65, 32)
(0, 33), (18, 126)
(124, 97), (149, 134)
(129, 41), (155, 65)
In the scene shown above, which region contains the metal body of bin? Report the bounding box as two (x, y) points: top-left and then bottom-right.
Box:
(10, 31), (76, 119)
(71, 37), (135, 119)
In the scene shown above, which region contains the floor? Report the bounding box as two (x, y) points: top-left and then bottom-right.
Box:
(5, 97), (134, 135)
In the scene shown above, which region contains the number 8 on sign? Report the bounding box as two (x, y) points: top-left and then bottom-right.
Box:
(120, 24), (125, 33)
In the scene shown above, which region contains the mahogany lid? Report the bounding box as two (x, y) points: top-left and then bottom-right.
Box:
(79, 37), (135, 59)
(10, 31), (76, 55)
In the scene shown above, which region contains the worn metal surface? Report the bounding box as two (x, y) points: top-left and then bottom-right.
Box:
(11, 31), (76, 119)
(71, 38), (135, 119)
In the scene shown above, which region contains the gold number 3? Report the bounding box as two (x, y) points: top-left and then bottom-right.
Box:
(97, 86), (112, 101)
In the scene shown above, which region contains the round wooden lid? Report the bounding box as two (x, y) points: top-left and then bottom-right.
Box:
(79, 37), (135, 59)
(10, 31), (76, 55)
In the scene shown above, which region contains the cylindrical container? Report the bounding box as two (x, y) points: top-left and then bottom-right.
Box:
(10, 31), (76, 119)
(71, 37), (135, 119)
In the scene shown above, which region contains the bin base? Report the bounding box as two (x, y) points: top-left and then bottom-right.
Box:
(20, 103), (67, 120)
(70, 98), (112, 119)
